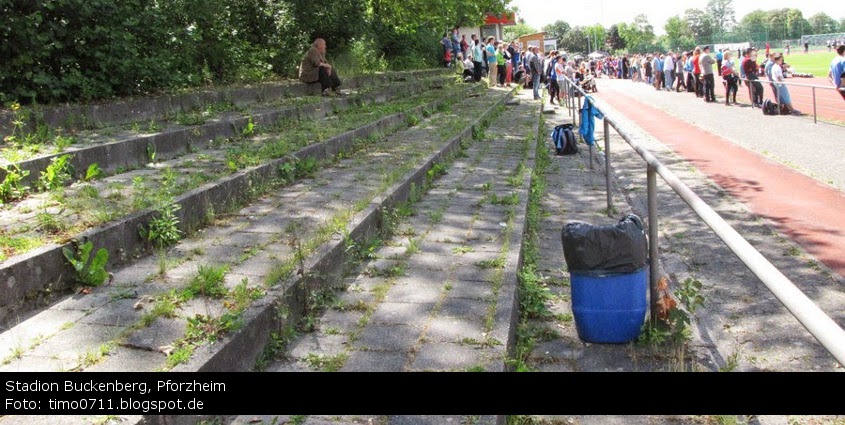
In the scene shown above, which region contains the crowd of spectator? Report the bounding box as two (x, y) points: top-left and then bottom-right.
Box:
(589, 46), (809, 115)
(441, 30), (845, 111)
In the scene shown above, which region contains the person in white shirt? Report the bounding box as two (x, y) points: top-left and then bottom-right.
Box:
(554, 56), (566, 104)
(663, 52), (675, 91)
(771, 53), (796, 114)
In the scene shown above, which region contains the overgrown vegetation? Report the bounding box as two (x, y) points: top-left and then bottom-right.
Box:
(0, 0), (508, 104)
(637, 276), (706, 371)
(509, 117), (549, 372)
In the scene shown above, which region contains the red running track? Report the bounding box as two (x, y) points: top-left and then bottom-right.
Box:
(598, 84), (845, 279)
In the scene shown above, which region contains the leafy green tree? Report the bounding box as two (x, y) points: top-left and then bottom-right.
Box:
(0, 0), (517, 104)
(808, 13), (839, 35)
(739, 9), (768, 41)
(664, 16), (694, 51)
(766, 9), (789, 41)
(784, 9), (808, 39)
(706, 0), (736, 33)
(607, 24), (625, 51)
(617, 14), (655, 53)
(541, 20), (571, 41)
(583, 24), (607, 53)
(558, 26), (588, 54)
(504, 22), (539, 42)
(684, 8), (714, 43)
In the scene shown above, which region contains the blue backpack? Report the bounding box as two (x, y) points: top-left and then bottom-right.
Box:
(552, 123), (578, 156)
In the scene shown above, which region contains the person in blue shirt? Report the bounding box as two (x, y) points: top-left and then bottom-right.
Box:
(652, 54), (664, 90)
(716, 49), (723, 73)
(685, 53), (695, 92)
(829, 45), (845, 101)
(471, 37), (483, 82)
(485, 37), (498, 86)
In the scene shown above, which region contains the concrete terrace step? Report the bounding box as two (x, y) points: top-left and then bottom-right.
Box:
(0, 71), (448, 194)
(0, 80), (477, 324)
(0, 76), (452, 257)
(0, 87), (513, 380)
(257, 89), (540, 374)
(0, 69), (445, 140)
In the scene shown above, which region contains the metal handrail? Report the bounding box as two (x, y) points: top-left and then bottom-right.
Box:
(559, 73), (845, 367)
(737, 75), (843, 90)
(732, 73), (841, 125)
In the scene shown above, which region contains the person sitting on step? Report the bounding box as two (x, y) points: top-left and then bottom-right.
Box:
(299, 38), (342, 96)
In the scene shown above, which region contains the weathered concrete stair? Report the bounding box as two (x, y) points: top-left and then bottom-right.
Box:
(0, 70), (444, 141)
(0, 87), (513, 381)
(0, 70), (447, 189)
(261, 90), (541, 374)
(0, 79), (474, 326)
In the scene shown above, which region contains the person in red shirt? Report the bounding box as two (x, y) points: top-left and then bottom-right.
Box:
(742, 48), (763, 107)
(692, 47), (702, 98)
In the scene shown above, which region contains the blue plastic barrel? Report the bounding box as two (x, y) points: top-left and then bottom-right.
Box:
(570, 266), (648, 343)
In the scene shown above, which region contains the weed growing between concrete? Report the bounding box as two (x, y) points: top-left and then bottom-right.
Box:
(140, 202), (182, 250)
(65, 85), (497, 371)
(243, 88), (497, 369)
(637, 276), (705, 371)
(0, 80), (469, 264)
(304, 352), (348, 372)
(62, 241), (110, 287)
(71, 342), (116, 371)
(509, 115), (551, 372)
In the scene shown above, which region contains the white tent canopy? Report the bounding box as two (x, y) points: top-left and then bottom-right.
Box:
(588, 51), (609, 59)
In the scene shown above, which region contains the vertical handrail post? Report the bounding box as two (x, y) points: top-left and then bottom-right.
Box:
(604, 118), (613, 217)
(647, 165), (659, 324)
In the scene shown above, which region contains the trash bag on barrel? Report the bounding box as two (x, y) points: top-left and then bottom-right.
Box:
(561, 214), (648, 275)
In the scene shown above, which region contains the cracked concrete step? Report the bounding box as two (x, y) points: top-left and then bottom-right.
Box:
(0, 69), (447, 186)
(0, 78), (454, 256)
(259, 89), (540, 374)
(0, 80), (480, 327)
(0, 70), (443, 138)
(0, 74), (444, 247)
(0, 87), (510, 378)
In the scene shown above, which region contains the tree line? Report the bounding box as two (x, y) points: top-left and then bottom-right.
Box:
(0, 0), (507, 104)
(505, 0), (845, 54)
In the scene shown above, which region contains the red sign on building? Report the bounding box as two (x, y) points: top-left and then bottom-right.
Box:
(484, 13), (516, 26)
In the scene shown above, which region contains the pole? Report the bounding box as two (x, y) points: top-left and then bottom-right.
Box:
(812, 87), (817, 124)
(604, 118), (613, 217)
(574, 90), (580, 129)
(647, 165), (659, 324)
(563, 79), (568, 113)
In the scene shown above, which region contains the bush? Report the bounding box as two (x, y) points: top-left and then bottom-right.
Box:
(0, 0), (449, 105)
(0, 0), (279, 103)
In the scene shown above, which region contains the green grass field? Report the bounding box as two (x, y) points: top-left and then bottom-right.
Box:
(763, 50), (836, 77)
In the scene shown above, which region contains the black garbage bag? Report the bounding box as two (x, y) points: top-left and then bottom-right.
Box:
(561, 214), (648, 274)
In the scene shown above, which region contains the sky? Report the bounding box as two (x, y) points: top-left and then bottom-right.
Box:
(510, 0), (840, 35)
